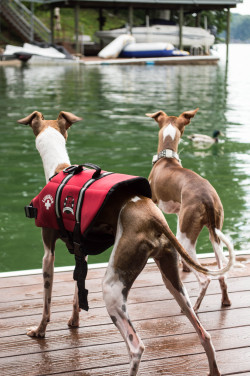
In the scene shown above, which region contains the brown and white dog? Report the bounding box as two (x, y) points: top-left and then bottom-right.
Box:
(18, 110), (231, 376)
(147, 108), (235, 312)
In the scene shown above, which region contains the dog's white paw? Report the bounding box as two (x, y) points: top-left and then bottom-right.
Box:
(68, 317), (79, 328)
(26, 326), (45, 338)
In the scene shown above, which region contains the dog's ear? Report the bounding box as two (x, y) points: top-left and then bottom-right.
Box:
(17, 111), (44, 136)
(146, 111), (168, 128)
(57, 111), (83, 131)
(179, 108), (199, 125)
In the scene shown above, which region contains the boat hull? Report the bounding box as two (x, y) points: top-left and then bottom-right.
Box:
(96, 25), (214, 49)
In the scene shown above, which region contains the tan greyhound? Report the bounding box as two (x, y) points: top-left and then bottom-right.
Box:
(147, 108), (235, 312)
(17, 110), (232, 376)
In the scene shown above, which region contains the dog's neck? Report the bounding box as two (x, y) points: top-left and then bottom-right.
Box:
(158, 123), (180, 154)
(36, 126), (70, 183)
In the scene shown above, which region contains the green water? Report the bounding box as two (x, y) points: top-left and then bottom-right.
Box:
(0, 44), (250, 272)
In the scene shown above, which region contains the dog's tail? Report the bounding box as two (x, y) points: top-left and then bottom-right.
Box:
(161, 223), (235, 276)
(211, 228), (243, 269)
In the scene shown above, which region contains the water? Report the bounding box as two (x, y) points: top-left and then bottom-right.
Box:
(0, 44), (250, 272)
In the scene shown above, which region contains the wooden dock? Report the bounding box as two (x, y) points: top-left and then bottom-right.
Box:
(0, 255), (250, 375)
(80, 55), (220, 66)
(0, 54), (219, 67)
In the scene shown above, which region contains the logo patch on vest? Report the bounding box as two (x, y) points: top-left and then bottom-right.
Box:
(63, 195), (75, 215)
(42, 194), (54, 210)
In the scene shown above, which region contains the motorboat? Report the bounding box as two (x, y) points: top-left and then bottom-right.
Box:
(2, 43), (79, 65)
(95, 22), (215, 51)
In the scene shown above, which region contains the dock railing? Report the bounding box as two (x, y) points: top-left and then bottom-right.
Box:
(0, 0), (51, 43)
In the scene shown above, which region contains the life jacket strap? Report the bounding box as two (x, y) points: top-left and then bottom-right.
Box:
(57, 165), (113, 311)
(24, 204), (37, 219)
(73, 255), (89, 311)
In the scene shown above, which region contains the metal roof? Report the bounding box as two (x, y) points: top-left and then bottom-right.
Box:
(23, 0), (243, 8)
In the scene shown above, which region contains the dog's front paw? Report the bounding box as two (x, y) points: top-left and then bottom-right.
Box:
(68, 317), (79, 328)
(208, 366), (221, 375)
(26, 326), (45, 338)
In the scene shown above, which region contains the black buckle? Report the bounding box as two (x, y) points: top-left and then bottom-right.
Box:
(24, 205), (37, 218)
(82, 163), (101, 179)
(63, 165), (83, 175)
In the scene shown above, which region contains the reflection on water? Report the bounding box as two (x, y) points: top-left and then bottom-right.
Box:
(0, 44), (250, 272)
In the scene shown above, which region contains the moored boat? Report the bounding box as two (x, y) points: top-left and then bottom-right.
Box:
(95, 23), (215, 51)
(2, 43), (79, 65)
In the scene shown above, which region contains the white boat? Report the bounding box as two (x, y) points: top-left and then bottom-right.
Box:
(95, 24), (215, 50)
(3, 43), (79, 65)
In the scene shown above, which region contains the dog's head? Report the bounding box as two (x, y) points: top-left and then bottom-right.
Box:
(146, 108), (199, 143)
(17, 111), (82, 139)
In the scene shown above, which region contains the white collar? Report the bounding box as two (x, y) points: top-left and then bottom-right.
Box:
(152, 149), (181, 165)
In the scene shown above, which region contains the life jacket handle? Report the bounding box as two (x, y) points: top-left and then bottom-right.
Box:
(63, 163), (101, 179)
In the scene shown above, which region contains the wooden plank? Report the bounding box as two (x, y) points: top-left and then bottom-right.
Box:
(0, 289), (249, 337)
(0, 254), (248, 289)
(0, 261), (249, 304)
(54, 348), (250, 376)
(0, 275), (249, 319)
(1, 327), (249, 376)
(0, 307), (249, 358)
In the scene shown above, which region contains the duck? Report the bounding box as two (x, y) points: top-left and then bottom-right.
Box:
(187, 130), (223, 145)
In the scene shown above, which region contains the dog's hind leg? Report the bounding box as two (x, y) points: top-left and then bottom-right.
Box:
(27, 228), (57, 338)
(68, 282), (80, 328)
(154, 249), (221, 376)
(103, 267), (145, 376)
(176, 218), (191, 272)
(176, 219), (211, 311)
(102, 206), (150, 376)
(209, 233), (231, 307)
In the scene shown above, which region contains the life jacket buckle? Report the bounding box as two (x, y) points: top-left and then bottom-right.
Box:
(63, 165), (83, 175)
(24, 205), (37, 218)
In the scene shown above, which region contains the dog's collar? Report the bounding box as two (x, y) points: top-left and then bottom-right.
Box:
(152, 149), (181, 165)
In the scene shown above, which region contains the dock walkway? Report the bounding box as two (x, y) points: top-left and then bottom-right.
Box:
(0, 54), (220, 67)
(80, 55), (220, 66)
(0, 255), (250, 375)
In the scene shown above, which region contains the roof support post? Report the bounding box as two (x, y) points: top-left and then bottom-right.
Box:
(226, 7), (230, 62)
(75, 3), (80, 54)
(128, 5), (133, 34)
(50, 6), (54, 44)
(30, 1), (34, 43)
(99, 8), (105, 48)
(99, 8), (105, 31)
(195, 12), (201, 27)
(179, 6), (183, 50)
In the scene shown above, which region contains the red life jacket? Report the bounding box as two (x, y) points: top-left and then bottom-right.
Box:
(25, 164), (151, 255)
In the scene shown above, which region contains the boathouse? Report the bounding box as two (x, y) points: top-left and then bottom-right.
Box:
(0, 0), (243, 59)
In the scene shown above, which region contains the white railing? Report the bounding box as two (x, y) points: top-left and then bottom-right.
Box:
(1, 0), (51, 43)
